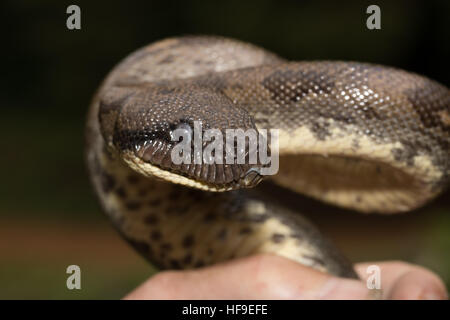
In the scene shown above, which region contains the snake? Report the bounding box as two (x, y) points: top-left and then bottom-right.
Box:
(85, 36), (450, 279)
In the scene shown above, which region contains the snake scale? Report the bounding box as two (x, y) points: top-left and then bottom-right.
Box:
(86, 36), (450, 279)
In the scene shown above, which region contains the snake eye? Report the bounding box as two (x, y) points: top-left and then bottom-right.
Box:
(170, 121), (193, 143)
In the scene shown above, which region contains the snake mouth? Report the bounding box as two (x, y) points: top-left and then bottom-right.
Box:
(130, 139), (264, 191)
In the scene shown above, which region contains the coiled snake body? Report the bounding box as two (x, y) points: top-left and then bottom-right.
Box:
(86, 36), (450, 278)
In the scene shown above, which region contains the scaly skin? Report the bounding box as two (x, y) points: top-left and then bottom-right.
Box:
(85, 36), (450, 278)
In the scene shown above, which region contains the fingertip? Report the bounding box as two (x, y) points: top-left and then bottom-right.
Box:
(388, 269), (448, 300)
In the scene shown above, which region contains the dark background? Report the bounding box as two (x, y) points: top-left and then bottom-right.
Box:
(0, 0), (449, 299)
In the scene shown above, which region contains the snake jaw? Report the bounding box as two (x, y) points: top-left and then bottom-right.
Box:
(119, 135), (263, 191)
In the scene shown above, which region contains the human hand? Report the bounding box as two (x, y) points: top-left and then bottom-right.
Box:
(124, 254), (448, 300)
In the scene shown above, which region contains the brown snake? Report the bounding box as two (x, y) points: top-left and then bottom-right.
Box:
(86, 36), (450, 278)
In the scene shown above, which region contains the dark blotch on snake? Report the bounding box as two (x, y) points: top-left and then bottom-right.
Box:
(404, 85), (450, 154)
(310, 121), (331, 141)
(203, 212), (216, 222)
(182, 235), (195, 248)
(160, 242), (173, 251)
(115, 187), (127, 199)
(158, 54), (175, 64)
(165, 206), (177, 214)
(138, 189), (149, 197)
(127, 174), (140, 185)
(405, 85), (449, 130)
(128, 239), (151, 257)
(125, 201), (142, 211)
(100, 171), (116, 193)
(144, 214), (159, 225)
(217, 228), (227, 240)
(194, 260), (205, 268)
(262, 69), (334, 103)
(183, 253), (193, 265)
(240, 227), (252, 234)
(391, 141), (419, 167)
(168, 191), (181, 200)
(148, 198), (162, 207)
(170, 259), (181, 269)
(150, 230), (162, 241)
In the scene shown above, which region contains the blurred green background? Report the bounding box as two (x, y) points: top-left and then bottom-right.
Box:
(0, 0), (449, 299)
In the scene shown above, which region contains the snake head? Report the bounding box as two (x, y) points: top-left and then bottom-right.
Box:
(99, 85), (267, 191)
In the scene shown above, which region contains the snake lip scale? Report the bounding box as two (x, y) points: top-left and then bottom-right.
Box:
(86, 35), (449, 279)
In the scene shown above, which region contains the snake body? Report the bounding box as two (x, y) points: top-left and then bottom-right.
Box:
(86, 36), (450, 278)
